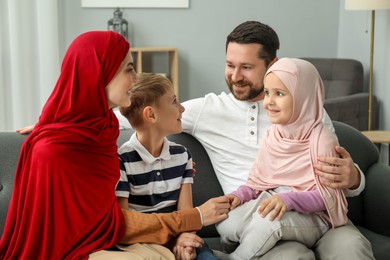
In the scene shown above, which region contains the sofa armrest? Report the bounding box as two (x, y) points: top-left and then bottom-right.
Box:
(363, 162), (390, 237)
(0, 132), (29, 235)
(325, 93), (379, 131)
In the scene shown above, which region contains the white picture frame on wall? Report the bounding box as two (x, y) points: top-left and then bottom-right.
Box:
(81, 0), (189, 8)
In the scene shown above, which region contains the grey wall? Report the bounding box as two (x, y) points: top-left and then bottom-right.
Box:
(59, 0), (340, 101)
(59, 0), (389, 133)
(338, 1), (390, 131)
(337, 0), (390, 163)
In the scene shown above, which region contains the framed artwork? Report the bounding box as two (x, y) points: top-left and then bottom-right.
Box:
(81, 0), (189, 8)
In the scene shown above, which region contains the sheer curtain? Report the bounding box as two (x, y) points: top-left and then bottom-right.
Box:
(0, 0), (60, 131)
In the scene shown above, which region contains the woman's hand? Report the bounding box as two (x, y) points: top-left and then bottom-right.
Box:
(16, 124), (36, 135)
(198, 196), (230, 226)
(258, 195), (287, 221)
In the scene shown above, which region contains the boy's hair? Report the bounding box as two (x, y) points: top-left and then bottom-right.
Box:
(226, 21), (280, 66)
(120, 73), (173, 129)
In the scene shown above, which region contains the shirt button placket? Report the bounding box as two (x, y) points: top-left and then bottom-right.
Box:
(247, 104), (258, 143)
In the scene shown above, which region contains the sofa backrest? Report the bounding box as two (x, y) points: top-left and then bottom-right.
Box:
(301, 58), (364, 99)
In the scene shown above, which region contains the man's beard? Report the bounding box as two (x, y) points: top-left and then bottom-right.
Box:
(226, 79), (264, 101)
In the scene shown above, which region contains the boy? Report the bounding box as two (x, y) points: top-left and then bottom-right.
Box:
(115, 73), (216, 260)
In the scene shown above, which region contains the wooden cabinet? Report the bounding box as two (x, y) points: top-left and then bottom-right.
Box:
(130, 47), (178, 96)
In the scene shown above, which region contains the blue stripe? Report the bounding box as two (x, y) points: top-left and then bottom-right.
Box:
(129, 164), (189, 185)
(154, 205), (177, 213)
(169, 145), (192, 160)
(119, 150), (143, 163)
(116, 180), (130, 192)
(119, 150), (142, 171)
(183, 169), (193, 178)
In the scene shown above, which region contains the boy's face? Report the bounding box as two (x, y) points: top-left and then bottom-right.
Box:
(154, 87), (185, 135)
(263, 72), (293, 125)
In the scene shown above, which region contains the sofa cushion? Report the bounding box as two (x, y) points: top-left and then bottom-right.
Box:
(363, 163), (390, 237)
(358, 226), (390, 260)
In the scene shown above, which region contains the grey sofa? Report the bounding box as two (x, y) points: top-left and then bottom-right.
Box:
(302, 58), (379, 131)
(1, 121), (389, 259)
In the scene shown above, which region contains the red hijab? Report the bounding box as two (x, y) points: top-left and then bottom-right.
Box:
(0, 31), (130, 259)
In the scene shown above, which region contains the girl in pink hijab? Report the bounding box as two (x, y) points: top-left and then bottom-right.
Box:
(216, 58), (348, 259)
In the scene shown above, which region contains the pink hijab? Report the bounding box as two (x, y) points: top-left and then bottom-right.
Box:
(246, 58), (348, 228)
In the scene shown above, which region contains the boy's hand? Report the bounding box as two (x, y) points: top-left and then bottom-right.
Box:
(172, 232), (201, 260)
(258, 195), (287, 221)
(226, 194), (241, 210)
(174, 232), (203, 249)
(191, 161), (196, 177)
(173, 245), (196, 260)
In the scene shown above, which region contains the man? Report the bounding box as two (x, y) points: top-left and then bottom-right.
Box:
(180, 21), (374, 259)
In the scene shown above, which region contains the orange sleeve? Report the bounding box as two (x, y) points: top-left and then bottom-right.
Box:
(119, 208), (202, 245)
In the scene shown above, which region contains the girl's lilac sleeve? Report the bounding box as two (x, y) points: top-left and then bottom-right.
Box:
(230, 185), (259, 204)
(279, 189), (326, 213)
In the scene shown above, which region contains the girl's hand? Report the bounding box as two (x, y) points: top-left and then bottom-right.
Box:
(226, 194), (241, 210)
(258, 194), (287, 221)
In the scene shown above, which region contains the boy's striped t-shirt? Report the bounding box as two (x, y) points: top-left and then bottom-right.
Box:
(116, 133), (193, 213)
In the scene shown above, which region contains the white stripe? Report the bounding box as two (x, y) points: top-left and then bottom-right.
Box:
(129, 200), (177, 213)
(130, 176), (184, 196)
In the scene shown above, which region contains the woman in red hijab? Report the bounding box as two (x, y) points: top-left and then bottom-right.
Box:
(0, 31), (230, 259)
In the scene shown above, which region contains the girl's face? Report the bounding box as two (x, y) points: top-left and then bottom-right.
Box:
(106, 50), (137, 109)
(154, 87), (185, 135)
(263, 72), (293, 125)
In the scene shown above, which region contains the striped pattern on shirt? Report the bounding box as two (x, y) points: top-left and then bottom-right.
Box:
(115, 133), (193, 213)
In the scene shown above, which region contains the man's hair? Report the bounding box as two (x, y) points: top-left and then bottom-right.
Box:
(226, 21), (280, 66)
(120, 73), (173, 129)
